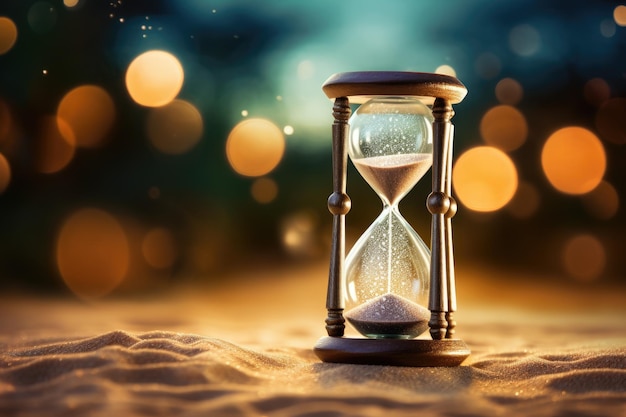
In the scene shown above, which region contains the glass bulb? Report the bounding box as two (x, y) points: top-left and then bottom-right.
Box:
(345, 96), (434, 339)
(349, 97), (434, 205)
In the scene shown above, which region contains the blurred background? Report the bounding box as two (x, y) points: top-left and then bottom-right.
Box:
(0, 0), (625, 299)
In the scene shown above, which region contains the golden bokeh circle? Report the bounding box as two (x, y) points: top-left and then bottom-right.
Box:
(581, 180), (619, 220)
(126, 50), (184, 107)
(583, 78), (610, 107)
(56, 208), (130, 299)
(35, 116), (76, 174)
(480, 105), (528, 151)
(495, 78), (523, 105)
(506, 181), (541, 219)
(614, 5), (626, 26)
(226, 118), (285, 177)
(452, 146), (518, 212)
(562, 234), (606, 282)
(251, 177), (279, 204)
(57, 85), (115, 148)
(435, 65), (457, 77)
(142, 227), (178, 269)
(541, 127), (606, 195)
(0, 153), (10, 194)
(0, 17), (17, 55)
(146, 99), (203, 154)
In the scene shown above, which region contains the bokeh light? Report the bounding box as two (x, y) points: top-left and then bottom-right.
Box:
(541, 127), (606, 195)
(27, 1), (57, 34)
(595, 98), (626, 145)
(142, 227), (178, 269)
(480, 105), (528, 151)
(600, 18), (616, 38)
(125, 50), (184, 107)
(63, 0), (80, 8)
(35, 117), (76, 174)
(509, 24), (541, 57)
(581, 180), (619, 220)
(614, 5), (626, 26)
(56, 208), (130, 299)
(583, 78), (610, 107)
(251, 177), (278, 204)
(280, 210), (321, 259)
(562, 234), (606, 282)
(57, 85), (115, 148)
(495, 78), (523, 105)
(0, 153), (10, 194)
(226, 118), (285, 177)
(453, 146), (518, 212)
(0, 17), (18, 55)
(435, 65), (457, 77)
(506, 181), (541, 219)
(146, 99), (203, 154)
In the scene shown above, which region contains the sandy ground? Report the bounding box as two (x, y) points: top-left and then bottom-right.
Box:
(1, 262), (625, 416)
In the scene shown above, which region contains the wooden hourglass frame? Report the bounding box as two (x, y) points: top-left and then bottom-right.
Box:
(314, 71), (470, 367)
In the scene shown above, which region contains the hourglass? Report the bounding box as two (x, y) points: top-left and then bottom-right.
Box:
(314, 71), (470, 366)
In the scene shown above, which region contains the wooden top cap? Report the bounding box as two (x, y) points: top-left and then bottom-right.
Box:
(322, 71), (467, 104)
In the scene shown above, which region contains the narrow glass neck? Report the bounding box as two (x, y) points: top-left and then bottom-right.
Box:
(380, 198), (400, 210)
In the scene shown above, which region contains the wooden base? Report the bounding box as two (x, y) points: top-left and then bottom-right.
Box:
(314, 337), (470, 367)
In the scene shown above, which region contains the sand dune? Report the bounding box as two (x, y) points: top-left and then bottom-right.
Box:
(1, 264), (625, 416)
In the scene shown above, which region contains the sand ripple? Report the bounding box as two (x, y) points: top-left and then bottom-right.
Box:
(1, 329), (625, 417)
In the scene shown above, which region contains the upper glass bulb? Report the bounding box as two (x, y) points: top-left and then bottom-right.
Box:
(348, 97), (434, 206)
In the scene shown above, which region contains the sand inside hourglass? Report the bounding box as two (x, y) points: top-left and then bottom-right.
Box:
(345, 293), (430, 339)
(347, 152), (433, 338)
(351, 153), (433, 206)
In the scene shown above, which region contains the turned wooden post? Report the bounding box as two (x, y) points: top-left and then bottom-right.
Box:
(427, 97), (454, 340)
(444, 125), (458, 339)
(325, 96), (351, 337)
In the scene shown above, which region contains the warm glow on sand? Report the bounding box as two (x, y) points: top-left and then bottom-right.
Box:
(0, 153), (10, 194)
(126, 50), (184, 107)
(226, 118), (285, 177)
(495, 78), (523, 105)
(453, 146), (518, 212)
(57, 85), (115, 148)
(584, 78), (610, 107)
(541, 127), (606, 195)
(35, 117), (75, 174)
(562, 234), (606, 282)
(581, 181), (619, 220)
(614, 5), (626, 26)
(142, 228), (178, 269)
(480, 105), (527, 151)
(595, 98), (626, 145)
(0, 17), (17, 55)
(146, 99), (203, 154)
(251, 177), (278, 203)
(56, 208), (130, 299)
